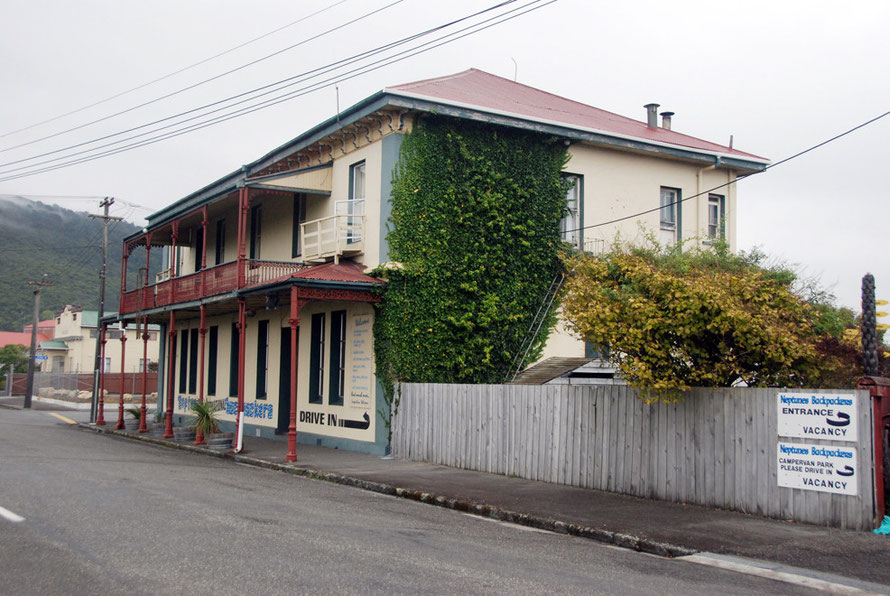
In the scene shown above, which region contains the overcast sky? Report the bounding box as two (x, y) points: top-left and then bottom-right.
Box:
(1, 0), (887, 311)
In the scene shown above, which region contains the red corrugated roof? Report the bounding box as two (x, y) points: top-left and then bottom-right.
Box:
(0, 331), (50, 349)
(292, 261), (384, 284)
(23, 319), (55, 332)
(387, 69), (765, 161)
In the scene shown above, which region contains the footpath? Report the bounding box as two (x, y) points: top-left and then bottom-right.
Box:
(4, 396), (887, 592)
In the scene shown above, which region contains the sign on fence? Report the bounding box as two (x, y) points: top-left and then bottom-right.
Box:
(777, 442), (858, 495)
(776, 392), (858, 441)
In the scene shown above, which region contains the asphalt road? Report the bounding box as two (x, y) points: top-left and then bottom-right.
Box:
(0, 408), (813, 595)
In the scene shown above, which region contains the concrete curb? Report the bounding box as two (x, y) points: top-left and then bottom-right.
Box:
(76, 422), (696, 559)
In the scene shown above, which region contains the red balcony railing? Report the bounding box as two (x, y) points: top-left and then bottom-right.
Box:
(119, 260), (309, 314)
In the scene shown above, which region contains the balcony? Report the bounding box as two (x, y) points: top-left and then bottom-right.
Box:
(301, 210), (365, 264)
(120, 260), (309, 314)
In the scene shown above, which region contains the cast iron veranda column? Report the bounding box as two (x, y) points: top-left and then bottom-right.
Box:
(96, 325), (107, 426)
(116, 323), (127, 429)
(164, 311), (176, 439)
(139, 316), (148, 433)
(194, 305), (207, 446)
(235, 299), (247, 452)
(286, 286), (300, 462)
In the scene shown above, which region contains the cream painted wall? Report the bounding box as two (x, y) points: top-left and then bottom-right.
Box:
(329, 141), (383, 267)
(97, 327), (161, 375)
(538, 143), (742, 361)
(539, 309), (585, 361)
(565, 143), (738, 251)
(171, 301), (377, 443)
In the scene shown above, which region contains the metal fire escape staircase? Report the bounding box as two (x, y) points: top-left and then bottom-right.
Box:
(505, 272), (565, 383)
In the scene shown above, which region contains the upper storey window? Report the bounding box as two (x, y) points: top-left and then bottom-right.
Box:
(660, 186), (681, 243)
(708, 194), (726, 240)
(560, 175), (581, 249)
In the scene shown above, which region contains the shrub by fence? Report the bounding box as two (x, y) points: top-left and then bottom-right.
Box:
(391, 384), (876, 530)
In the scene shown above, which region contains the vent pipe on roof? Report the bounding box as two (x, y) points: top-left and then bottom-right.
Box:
(644, 103), (659, 127)
(660, 111), (674, 130)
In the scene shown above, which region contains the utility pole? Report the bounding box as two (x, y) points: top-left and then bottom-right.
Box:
(89, 197), (123, 422)
(24, 275), (52, 408)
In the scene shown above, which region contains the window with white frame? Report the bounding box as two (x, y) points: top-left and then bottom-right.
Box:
(708, 194), (725, 239)
(351, 161), (365, 201)
(346, 161), (366, 244)
(660, 187), (679, 230)
(560, 175), (581, 248)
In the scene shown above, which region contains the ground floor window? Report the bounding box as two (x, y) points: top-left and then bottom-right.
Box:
(207, 326), (218, 396)
(229, 323), (239, 397)
(328, 310), (346, 406)
(179, 331), (188, 394)
(256, 320), (269, 400)
(309, 313), (325, 404)
(188, 328), (198, 394)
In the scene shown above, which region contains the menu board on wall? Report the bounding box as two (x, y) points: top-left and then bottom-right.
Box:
(349, 313), (372, 409)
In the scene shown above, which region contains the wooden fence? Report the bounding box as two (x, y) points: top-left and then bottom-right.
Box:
(11, 372), (158, 396)
(391, 384), (877, 530)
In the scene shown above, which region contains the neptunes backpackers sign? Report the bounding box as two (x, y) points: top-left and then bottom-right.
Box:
(776, 392), (857, 442)
(777, 442), (858, 495)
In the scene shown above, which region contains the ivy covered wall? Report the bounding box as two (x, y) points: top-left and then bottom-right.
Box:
(373, 116), (570, 394)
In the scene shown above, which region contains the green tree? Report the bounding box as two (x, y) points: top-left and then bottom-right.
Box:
(374, 116), (569, 394)
(0, 344), (29, 374)
(561, 240), (821, 400)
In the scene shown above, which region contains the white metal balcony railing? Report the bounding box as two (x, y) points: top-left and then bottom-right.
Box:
(301, 200), (365, 263)
(583, 238), (605, 256)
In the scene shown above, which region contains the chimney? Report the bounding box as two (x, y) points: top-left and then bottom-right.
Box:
(660, 111), (674, 130)
(644, 103), (659, 127)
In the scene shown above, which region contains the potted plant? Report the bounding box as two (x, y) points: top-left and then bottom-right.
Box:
(190, 400), (233, 450)
(150, 409), (166, 437)
(124, 406), (141, 431)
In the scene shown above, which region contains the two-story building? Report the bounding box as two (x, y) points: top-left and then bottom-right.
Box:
(115, 68), (766, 456)
(39, 305), (161, 374)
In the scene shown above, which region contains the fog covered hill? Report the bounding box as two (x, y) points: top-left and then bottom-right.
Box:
(0, 196), (157, 331)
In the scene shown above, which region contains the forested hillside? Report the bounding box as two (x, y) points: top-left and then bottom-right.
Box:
(0, 197), (159, 331)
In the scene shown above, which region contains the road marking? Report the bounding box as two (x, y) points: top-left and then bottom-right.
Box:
(0, 506), (25, 523)
(680, 553), (885, 595)
(47, 413), (77, 424)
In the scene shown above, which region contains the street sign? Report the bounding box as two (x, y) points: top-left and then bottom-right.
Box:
(34, 355), (48, 361)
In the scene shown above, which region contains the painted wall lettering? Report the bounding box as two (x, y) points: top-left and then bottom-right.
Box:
(299, 410), (325, 425)
(349, 314), (372, 409)
(223, 398), (273, 419)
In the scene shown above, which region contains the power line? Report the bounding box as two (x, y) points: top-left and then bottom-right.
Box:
(0, 0), (352, 140)
(0, 0), (405, 156)
(0, 0), (549, 182)
(565, 108), (890, 234)
(0, 0), (520, 173)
